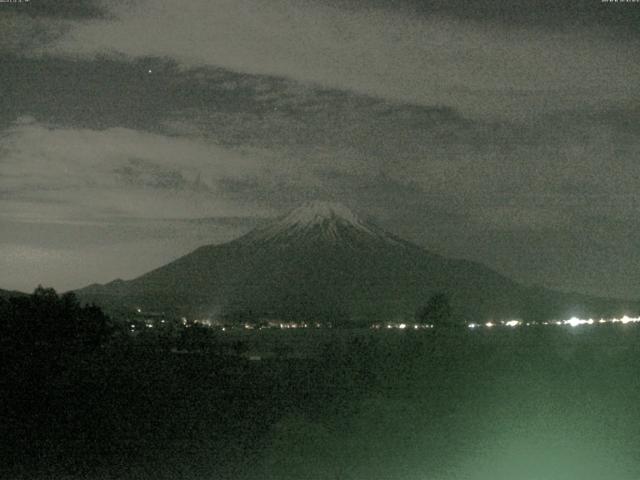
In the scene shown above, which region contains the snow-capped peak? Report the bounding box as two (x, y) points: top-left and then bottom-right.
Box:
(278, 201), (366, 229)
(239, 201), (395, 244)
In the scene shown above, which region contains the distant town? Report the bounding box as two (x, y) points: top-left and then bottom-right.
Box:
(126, 306), (640, 334)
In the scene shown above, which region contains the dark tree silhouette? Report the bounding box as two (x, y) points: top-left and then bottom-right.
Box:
(177, 323), (221, 352)
(0, 286), (111, 353)
(416, 292), (453, 327)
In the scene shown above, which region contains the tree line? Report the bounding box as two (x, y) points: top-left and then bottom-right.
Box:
(0, 285), (111, 355)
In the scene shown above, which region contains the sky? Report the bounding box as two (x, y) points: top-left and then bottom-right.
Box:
(1, 0), (639, 298)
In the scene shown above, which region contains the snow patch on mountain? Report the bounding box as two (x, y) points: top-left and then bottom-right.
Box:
(280, 201), (371, 231)
(239, 201), (398, 245)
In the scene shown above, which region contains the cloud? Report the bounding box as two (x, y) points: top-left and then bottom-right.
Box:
(5, 0), (105, 19)
(0, 12), (68, 52)
(3, 51), (637, 222)
(0, 120), (282, 222)
(331, 0), (640, 30)
(41, 0), (639, 117)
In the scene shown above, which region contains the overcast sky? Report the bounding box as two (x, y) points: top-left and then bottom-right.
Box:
(1, 0), (639, 298)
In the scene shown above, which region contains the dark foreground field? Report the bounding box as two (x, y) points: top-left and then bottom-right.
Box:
(3, 326), (640, 480)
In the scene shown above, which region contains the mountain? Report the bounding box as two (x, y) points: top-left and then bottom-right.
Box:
(76, 201), (638, 324)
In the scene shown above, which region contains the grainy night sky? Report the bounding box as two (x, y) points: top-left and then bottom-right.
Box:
(1, 0), (639, 298)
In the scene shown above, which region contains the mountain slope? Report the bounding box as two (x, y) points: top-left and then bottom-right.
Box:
(76, 202), (638, 323)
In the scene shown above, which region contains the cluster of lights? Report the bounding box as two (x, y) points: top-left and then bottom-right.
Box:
(188, 320), (328, 330)
(129, 307), (640, 333)
(370, 323), (434, 330)
(193, 318), (212, 326)
(277, 322), (311, 329)
(468, 315), (640, 329)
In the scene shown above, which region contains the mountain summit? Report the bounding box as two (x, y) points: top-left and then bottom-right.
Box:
(240, 201), (393, 245)
(76, 202), (635, 324)
(279, 201), (363, 227)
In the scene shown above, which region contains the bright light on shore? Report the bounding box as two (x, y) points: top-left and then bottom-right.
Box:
(620, 315), (640, 324)
(565, 317), (588, 327)
(455, 315), (640, 331)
